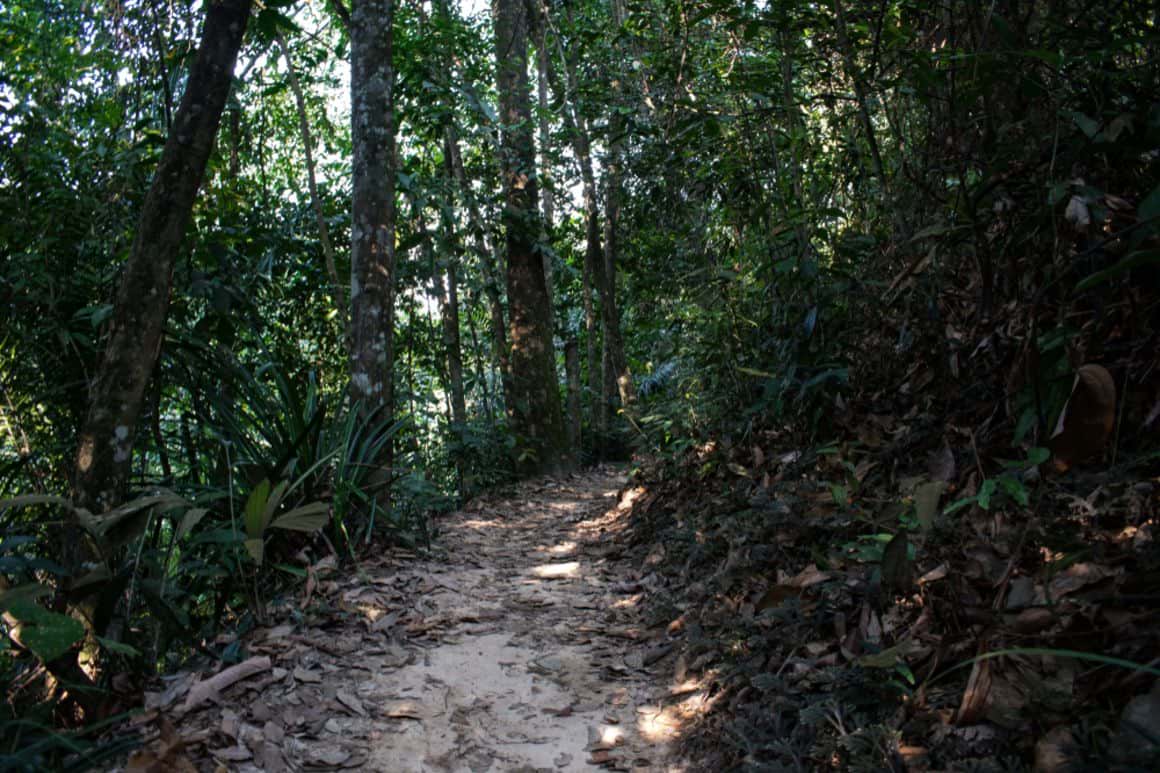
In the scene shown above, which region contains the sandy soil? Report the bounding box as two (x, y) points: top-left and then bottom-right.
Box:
(357, 468), (684, 772)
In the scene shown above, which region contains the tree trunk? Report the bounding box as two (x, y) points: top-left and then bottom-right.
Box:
(73, 0), (252, 515)
(564, 339), (581, 452)
(66, 0), (251, 719)
(431, 205), (468, 494)
(276, 31), (347, 332)
(598, 0), (635, 416)
(541, 9), (605, 443)
(530, 2), (556, 337)
(350, 0), (396, 511)
(443, 127), (513, 410)
(493, 0), (570, 474)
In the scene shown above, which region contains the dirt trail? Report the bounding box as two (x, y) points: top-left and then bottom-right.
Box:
(165, 469), (691, 772)
(351, 468), (684, 772)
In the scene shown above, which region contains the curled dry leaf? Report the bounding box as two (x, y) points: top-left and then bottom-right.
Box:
(956, 655), (993, 725)
(181, 656), (272, 714)
(1050, 364), (1116, 471)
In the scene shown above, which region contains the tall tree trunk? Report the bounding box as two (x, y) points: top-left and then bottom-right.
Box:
(73, 0), (252, 515)
(431, 205), (468, 494)
(276, 31), (347, 332)
(350, 0), (396, 514)
(564, 339), (581, 452)
(67, 0), (251, 718)
(530, 2), (556, 337)
(541, 7), (605, 442)
(443, 128), (513, 413)
(598, 0), (636, 415)
(493, 0), (570, 474)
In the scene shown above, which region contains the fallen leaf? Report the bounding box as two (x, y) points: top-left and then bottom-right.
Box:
(956, 656), (993, 725)
(914, 481), (947, 530)
(336, 689), (367, 717)
(881, 531), (912, 594)
(294, 666), (323, 684)
(1050, 364), (1116, 470)
(181, 656), (272, 713)
(382, 700), (425, 720)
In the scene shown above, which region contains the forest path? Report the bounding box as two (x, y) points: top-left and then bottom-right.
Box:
(352, 467), (683, 772)
(170, 468), (691, 772)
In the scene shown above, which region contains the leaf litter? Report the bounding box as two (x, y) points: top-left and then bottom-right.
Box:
(119, 468), (685, 772)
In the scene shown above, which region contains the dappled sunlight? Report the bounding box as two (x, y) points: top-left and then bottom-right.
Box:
(460, 517), (522, 531)
(636, 704), (683, 742)
(530, 560), (581, 579)
(541, 540), (578, 555)
(637, 681), (712, 743)
(612, 593), (642, 610)
(359, 604), (387, 622)
(597, 724), (625, 747)
(544, 500), (583, 513)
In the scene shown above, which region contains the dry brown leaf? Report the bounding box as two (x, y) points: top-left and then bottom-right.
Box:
(956, 656), (993, 725)
(381, 699), (425, 720)
(181, 656), (272, 713)
(293, 666), (323, 684)
(336, 689), (367, 717)
(1050, 364), (1116, 470)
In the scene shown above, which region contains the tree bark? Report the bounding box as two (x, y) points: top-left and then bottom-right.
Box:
(431, 202), (468, 493)
(493, 0), (570, 474)
(530, 1), (556, 337)
(73, 0), (252, 515)
(541, 7), (605, 441)
(350, 0), (396, 508)
(65, 0), (251, 719)
(598, 0), (635, 415)
(564, 339), (581, 452)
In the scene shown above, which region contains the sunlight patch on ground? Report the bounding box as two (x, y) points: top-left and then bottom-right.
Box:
(530, 561), (581, 579)
(637, 683), (711, 743)
(543, 540), (578, 555)
(598, 724), (625, 747)
(612, 594), (642, 609)
(460, 517), (519, 531)
(359, 604), (387, 622)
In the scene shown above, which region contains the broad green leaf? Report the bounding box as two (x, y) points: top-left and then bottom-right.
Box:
(1074, 250), (1160, 292)
(245, 537), (265, 565)
(881, 531), (912, 593)
(0, 583), (52, 612)
(1027, 447), (1051, 466)
(999, 475), (1030, 507)
(913, 481), (946, 530)
(977, 478), (998, 510)
(97, 636), (141, 658)
(244, 480), (272, 539)
(176, 507), (209, 540)
(1138, 183), (1160, 223)
(262, 480), (290, 532)
(270, 502), (330, 532)
(1070, 111), (1100, 138)
(0, 494), (73, 512)
(6, 600), (85, 662)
